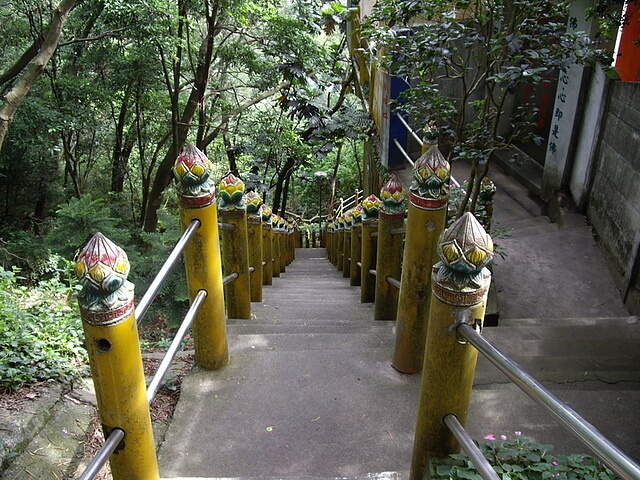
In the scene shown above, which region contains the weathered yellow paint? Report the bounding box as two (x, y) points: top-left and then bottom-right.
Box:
(373, 214), (404, 320)
(391, 201), (447, 373)
(180, 203), (229, 369)
(278, 231), (288, 273)
(248, 219), (263, 302)
(336, 229), (344, 271)
(342, 226), (351, 278)
(360, 221), (378, 303)
(82, 311), (159, 479)
(262, 224), (273, 285)
(410, 296), (487, 480)
(219, 210), (252, 319)
(350, 224), (362, 286)
(272, 229), (281, 278)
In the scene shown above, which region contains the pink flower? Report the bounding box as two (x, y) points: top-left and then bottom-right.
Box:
(552, 461), (559, 466)
(484, 434), (496, 441)
(501, 435), (508, 441)
(515, 431), (522, 436)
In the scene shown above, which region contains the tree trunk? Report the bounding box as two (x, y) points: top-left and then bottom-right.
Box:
(0, 0), (77, 152)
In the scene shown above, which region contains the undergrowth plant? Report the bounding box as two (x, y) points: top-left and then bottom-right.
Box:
(431, 432), (619, 479)
(0, 264), (87, 390)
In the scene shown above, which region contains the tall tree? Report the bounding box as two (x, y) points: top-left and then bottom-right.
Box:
(0, 0), (77, 151)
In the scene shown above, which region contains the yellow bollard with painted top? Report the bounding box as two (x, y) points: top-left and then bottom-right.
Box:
(335, 215), (345, 271)
(271, 214), (281, 278)
(392, 145), (450, 373)
(410, 212), (493, 480)
(218, 173), (252, 319)
(342, 209), (353, 278)
(374, 176), (407, 321)
(245, 191), (264, 302)
(326, 218), (336, 265)
(350, 205), (363, 286)
(174, 144), (228, 369)
(360, 195), (380, 303)
(261, 204), (273, 285)
(75, 233), (159, 479)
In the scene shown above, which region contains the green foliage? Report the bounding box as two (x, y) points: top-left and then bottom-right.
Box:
(44, 194), (129, 260)
(0, 267), (87, 391)
(135, 209), (190, 327)
(431, 433), (619, 480)
(362, 0), (607, 217)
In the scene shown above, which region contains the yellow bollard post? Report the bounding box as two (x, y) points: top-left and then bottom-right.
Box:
(342, 209), (353, 278)
(350, 205), (363, 286)
(336, 215), (345, 271)
(245, 191), (263, 303)
(327, 218), (336, 265)
(277, 217), (287, 273)
(75, 233), (159, 479)
(272, 214), (281, 277)
(392, 146), (450, 374)
(261, 205), (273, 286)
(174, 144), (228, 369)
(218, 173), (252, 319)
(410, 213), (493, 480)
(360, 195), (380, 303)
(374, 176), (407, 321)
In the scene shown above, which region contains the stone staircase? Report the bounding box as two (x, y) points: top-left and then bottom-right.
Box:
(156, 243), (640, 479)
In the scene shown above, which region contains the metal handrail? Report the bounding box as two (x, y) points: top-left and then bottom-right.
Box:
(135, 218), (200, 324)
(386, 276), (401, 289)
(219, 222), (236, 231)
(78, 429), (125, 480)
(444, 414), (500, 480)
(457, 322), (640, 480)
(223, 272), (239, 285)
(395, 112), (460, 187)
(393, 138), (415, 167)
(146, 289), (206, 404)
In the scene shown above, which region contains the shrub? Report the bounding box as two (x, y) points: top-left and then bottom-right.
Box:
(431, 432), (619, 480)
(0, 266), (88, 390)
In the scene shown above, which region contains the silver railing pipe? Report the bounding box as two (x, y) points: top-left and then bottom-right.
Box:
(396, 113), (424, 146)
(223, 272), (239, 285)
(218, 222), (236, 231)
(386, 276), (401, 289)
(78, 428), (125, 480)
(393, 138), (415, 167)
(369, 269), (377, 276)
(146, 289), (206, 404)
(443, 414), (500, 480)
(135, 218), (200, 324)
(389, 226), (406, 236)
(457, 322), (640, 480)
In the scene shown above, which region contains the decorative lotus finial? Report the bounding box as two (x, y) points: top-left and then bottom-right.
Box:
(218, 173), (246, 210)
(380, 176), (407, 217)
(343, 210), (353, 228)
(260, 204), (273, 224)
(361, 195), (381, 222)
(351, 205), (363, 225)
(173, 144), (216, 206)
(75, 233), (134, 323)
(435, 212), (493, 290)
(411, 145), (450, 201)
(479, 178), (496, 204)
(423, 121), (439, 146)
(244, 190), (263, 218)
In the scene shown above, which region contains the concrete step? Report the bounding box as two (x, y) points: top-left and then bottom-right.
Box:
(475, 316), (640, 384)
